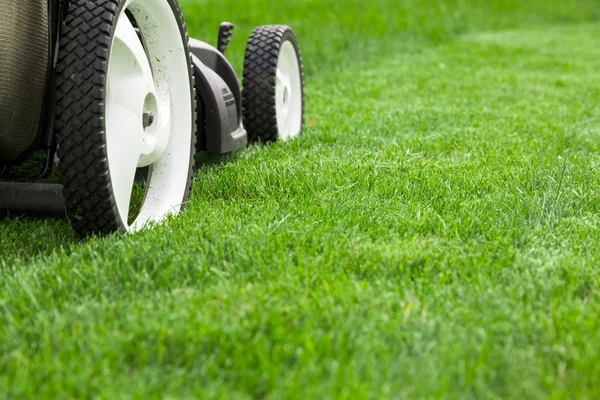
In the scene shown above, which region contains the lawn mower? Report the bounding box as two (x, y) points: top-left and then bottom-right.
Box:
(0, 0), (304, 236)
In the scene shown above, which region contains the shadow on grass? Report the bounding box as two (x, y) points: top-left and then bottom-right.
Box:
(0, 216), (77, 267)
(0, 151), (245, 267)
(195, 150), (242, 168)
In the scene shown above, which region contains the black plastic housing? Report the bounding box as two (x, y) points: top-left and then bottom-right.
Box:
(190, 39), (248, 154)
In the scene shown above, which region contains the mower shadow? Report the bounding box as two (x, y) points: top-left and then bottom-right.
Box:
(0, 215), (78, 267)
(0, 151), (244, 267)
(195, 150), (242, 168)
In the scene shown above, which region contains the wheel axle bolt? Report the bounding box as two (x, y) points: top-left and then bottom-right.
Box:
(143, 112), (155, 129)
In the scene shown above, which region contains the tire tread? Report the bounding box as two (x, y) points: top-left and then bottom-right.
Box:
(242, 25), (304, 143)
(55, 0), (196, 237)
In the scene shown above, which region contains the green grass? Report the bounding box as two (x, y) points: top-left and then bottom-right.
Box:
(2, 0), (600, 398)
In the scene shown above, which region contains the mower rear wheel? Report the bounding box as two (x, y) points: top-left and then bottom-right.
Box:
(242, 26), (304, 143)
(55, 0), (196, 236)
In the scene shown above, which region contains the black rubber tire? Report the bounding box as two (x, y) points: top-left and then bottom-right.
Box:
(242, 25), (305, 143)
(55, 0), (196, 237)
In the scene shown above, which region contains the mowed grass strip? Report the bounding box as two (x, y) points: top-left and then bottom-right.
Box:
(1, 1), (600, 398)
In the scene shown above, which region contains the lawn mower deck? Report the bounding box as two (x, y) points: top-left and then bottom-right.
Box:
(0, 0), (304, 236)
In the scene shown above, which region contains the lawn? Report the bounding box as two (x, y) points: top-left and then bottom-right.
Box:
(2, 0), (600, 398)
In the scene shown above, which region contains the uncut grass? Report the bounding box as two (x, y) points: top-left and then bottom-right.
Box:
(2, 1), (600, 398)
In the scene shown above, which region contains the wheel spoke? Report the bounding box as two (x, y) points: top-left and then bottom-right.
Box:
(113, 12), (172, 167)
(105, 101), (144, 224)
(276, 68), (285, 85)
(105, 13), (155, 225)
(283, 103), (293, 136)
(114, 14), (156, 94)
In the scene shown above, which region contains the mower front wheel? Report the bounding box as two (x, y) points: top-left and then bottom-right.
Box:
(242, 26), (305, 143)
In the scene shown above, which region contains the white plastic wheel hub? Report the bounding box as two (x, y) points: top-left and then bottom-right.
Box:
(105, 0), (192, 232)
(275, 41), (303, 140)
